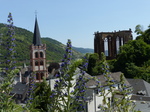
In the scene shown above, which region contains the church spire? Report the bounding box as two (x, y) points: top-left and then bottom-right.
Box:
(33, 17), (42, 46)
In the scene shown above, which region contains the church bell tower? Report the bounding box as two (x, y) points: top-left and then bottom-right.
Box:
(30, 17), (47, 82)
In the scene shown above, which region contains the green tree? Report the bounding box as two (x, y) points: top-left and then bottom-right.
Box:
(87, 52), (112, 76)
(87, 53), (99, 75)
(113, 39), (150, 78)
(26, 78), (54, 112)
(136, 24), (150, 44)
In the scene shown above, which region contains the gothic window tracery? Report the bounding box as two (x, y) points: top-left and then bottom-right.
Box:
(116, 37), (120, 54)
(121, 37), (123, 46)
(104, 37), (109, 56)
(36, 73), (39, 80)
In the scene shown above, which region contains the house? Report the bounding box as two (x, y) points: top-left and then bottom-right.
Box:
(10, 16), (48, 104)
(85, 72), (132, 112)
(48, 68), (132, 112)
(127, 79), (150, 101)
(11, 82), (29, 104)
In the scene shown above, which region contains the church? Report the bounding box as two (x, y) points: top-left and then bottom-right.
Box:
(11, 17), (49, 103)
(30, 17), (48, 82)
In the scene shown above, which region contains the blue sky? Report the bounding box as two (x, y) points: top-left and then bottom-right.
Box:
(0, 0), (150, 48)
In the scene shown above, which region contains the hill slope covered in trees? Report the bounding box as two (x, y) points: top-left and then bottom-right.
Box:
(0, 23), (83, 65)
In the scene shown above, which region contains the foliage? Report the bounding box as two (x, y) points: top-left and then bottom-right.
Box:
(135, 24), (150, 44)
(112, 39), (150, 78)
(26, 78), (53, 112)
(87, 52), (111, 76)
(134, 24), (144, 35)
(106, 25), (150, 82)
(87, 53), (99, 75)
(125, 62), (150, 82)
(0, 12), (23, 112)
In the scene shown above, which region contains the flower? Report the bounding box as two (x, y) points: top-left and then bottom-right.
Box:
(9, 48), (13, 51)
(55, 74), (60, 77)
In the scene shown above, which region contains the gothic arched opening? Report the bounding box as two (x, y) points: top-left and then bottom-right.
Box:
(116, 37), (120, 54)
(121, 37), (123, 46)
(104, 38), (109, 56)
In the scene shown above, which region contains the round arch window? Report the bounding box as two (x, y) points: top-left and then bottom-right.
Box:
(40, 61), (43, 65)
(35, 52), (38, 58)
(40, 52), (43, 58)
(35, 61), (38, 66)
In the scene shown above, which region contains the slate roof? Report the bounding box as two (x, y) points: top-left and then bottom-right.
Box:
(127, 79), (150, 101)
(23, 71), (32, 77)
(11, 82), (28, 95)
(127, 79), (150, 97)
(86, 72), (130, 88)
(131, 95), (150, 101)
(33, 17), (42, 46)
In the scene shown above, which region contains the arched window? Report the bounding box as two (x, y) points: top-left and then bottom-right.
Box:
(30, 61), (32, 66)
(35, 52), (38, 58)
(40, 61), (43, 65)
(40, 52), (43, 58)
(41, 73), (44, 79)
(116, 37), (120, 54)
(104, 38), (109, 56)
(36, 73), (39, 80)
(121, 37), (123, 46)
(35, 61), (38, 66)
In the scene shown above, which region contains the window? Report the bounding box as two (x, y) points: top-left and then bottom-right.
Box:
(30, 61), (32, 66)
(41, 73), (44, 79)
(121, 37), (123, 46)
(36, 73), (39, 80)
(116, 37), (120, 54)
(35, 52), (38, 58)
(40, 52), (43, 58)
(35, 61), (38, 66)
(40, 61), (43, 65)
(104, 38), (109, 56)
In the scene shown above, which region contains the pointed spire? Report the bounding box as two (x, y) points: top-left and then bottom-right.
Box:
(33, 17), (42, 46)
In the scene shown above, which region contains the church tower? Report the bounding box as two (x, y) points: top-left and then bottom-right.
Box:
(30, 17), (47, 82)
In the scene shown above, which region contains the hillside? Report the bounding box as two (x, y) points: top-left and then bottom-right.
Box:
(72, 47), (94, 54)
(0, 23), (83, 65)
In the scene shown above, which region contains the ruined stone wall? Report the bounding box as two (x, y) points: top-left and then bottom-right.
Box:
(94, 29), (133, 60)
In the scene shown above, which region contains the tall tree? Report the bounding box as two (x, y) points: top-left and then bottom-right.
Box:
(113, 39), (150, 78)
